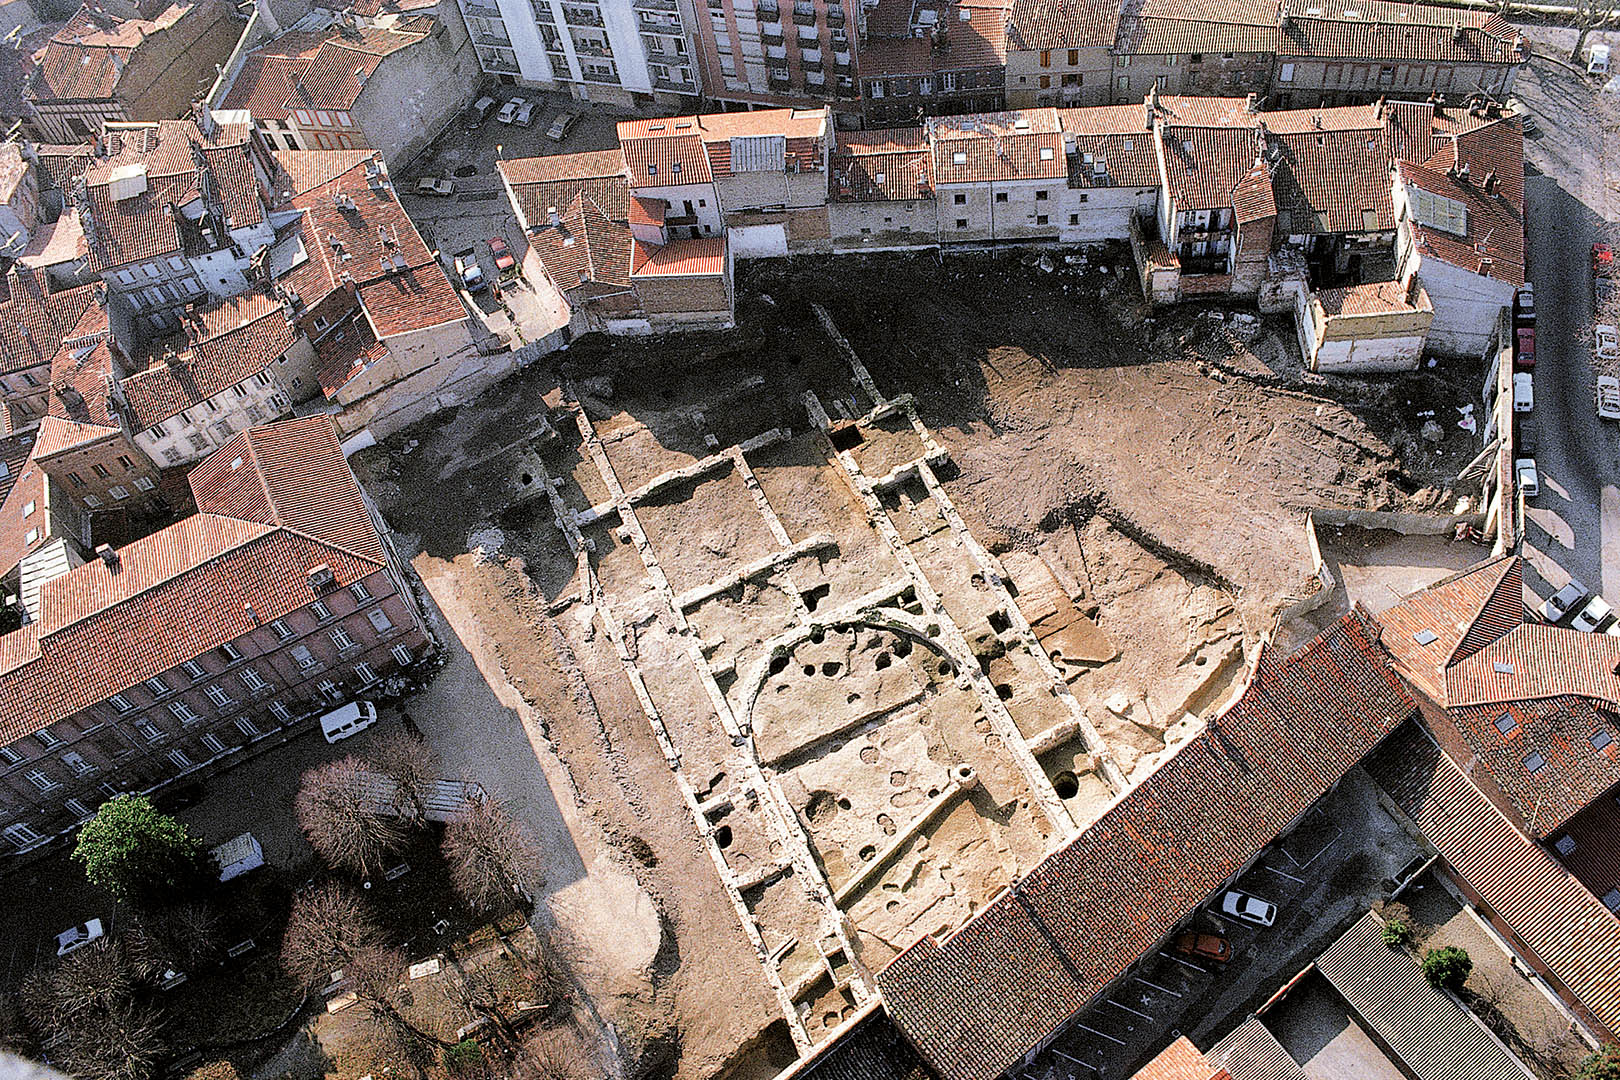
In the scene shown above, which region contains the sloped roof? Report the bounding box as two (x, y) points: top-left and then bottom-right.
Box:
(1314, 278), (1430, 317)
(621, 132), (713, 187)
(929, 109), (1065, 185)
(859, 0), (1010, 77)
(1129, 1038), (1221, 1080)
(1368, 722), (1620, 1041)
(1371, 554), (1521, 704)
(1005, 0), (1121, 50)
(1270, 127), (1394, 234)
(876, 613), (1415, 1080)
(630, 235), (726, 277)
(498, 149), (628, 232)
(1277, 1), (1524, 64)
(0, 266), (96, 379)
(527, 191), (632, 299)
(1207, 1018), (1309, 1080)
(833, 129), (934, 202)
(31, 1), (191, 101)
(1397, 149), (1524, 285)
(1160, 126), (1259, 211)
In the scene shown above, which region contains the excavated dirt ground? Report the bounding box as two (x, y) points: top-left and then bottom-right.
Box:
(354, 248), (1482, 1080)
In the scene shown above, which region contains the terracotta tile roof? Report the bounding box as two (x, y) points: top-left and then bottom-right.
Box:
(1005, 0), (1121, 51)
(1397, 154), (1524, 286)
(528, 191), (632, 299)
(1118, 0), (1279, 54)
(1374, 556), (1521, 704)
(30, 143), (93, 193)
(1130, 1037), (1220, 1080)
(1446, 697), (1620, 838)
(269, 148), (378, 198)
(31, 415), (121, 461)
(859, 0), (1009, 77)
(188, 414), (386, 563)
(831, 132), (933, 201)
(1552, 793), (1620, 912)
(630, 235), (726, 277)
(497, 150), (628, 231)
(312, 312), (389, 398)
(929, 109), (1065, 185)
(0, 266), (95, 378)
(617, 109), (829, 178)
(1314, 279), (1430, 317)
(621, 132), (713, 187)
(1446, 624), (1620, 711)
(120, 290), (296, 428)
(877, 613), (1415, 1080)
(628, 196), (665, 227)
(1368, 722), (1620, 1040)
(1269, 127), (1394, 234)
(787, 1005), (938, 1080)
(1231, 161), (1275, 223)
(46, 300), (124, 431)
(1277, 0), (1525, 63)
(220, 52), (312, 120)
(1153, 95), (1259, 129)
(0, 432), (34, 509)
(1160, 126), (1259, 210)
(275, 154), (467, 341)
(248, 17), (432, 114)
(1207, 1018), (1309, 1080)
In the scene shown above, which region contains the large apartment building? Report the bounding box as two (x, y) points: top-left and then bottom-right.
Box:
(0, 415), (430, 856)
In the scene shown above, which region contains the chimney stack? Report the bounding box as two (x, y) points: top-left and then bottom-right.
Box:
(95, 544), (119, 570)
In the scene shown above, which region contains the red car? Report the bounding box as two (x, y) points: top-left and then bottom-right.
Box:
(489, 236), (516, 274)
(1595, 241), (1615, 278)
(1515, 326), (1535, 370)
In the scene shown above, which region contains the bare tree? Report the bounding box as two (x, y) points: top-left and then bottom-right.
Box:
(280, 883), (386, 989)
(443, 798), (545, 913)
(1571, 0), (1620, 63)
(50, 940), (139, 1016)
(58, 1000), (167, 1080)
(295, 756), (412, 875)
(373, 732), (440, 827)
(346, 945), (455, 1053)
(126, 901), (226, 975)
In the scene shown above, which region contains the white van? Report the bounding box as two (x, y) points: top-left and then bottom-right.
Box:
(1590, 43), (1611, 75)
(1513, 372), (1534, 412)
(320, 701), (378, 743)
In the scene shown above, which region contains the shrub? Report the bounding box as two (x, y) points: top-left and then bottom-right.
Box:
(443, 1038), (484, 1075)
(1421, 945), (1472, 993)
(1576, 1044), (1620, 1080)
(1382, 918), (1412, 948)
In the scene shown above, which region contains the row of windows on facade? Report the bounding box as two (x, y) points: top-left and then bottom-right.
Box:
(143, 371), (278, 441)
(0, 649), (413, 847)
(867, 70), (987, 98)
(1, 643), (416, 789)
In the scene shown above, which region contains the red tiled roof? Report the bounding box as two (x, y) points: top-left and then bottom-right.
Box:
(859, 0), (1009, 77)
(1314, 278), (1430, 317)
(1368, 722), (1620, 1040)
(1270, 127), (1394, 234)
(498, 150), (628, 232)
(1161, 126), (1258, 211)
(628, 196), (665, 227)
(1397, 157), (1524, 285)
(630, 235), (726, 277)
(617, 109), (829, 179)
(929, 110), (1065, 185)
(877, 612), (1416, 1080)
(0, 266), (95, 379)
(1277, 1), (1525, 64)
(31, 415), (121, 461)
(1130, 1038), (1222, 1080)
(0, 433), (34, 509)
(220, 53), (311, 120)
(621, 133), (713, 187)
(311, 313), (389, 397)
(29, 143), (93, 193)
(0, 462), (52, 582)
(832, 131), (934, 202)
(188, 413), (386, 563)
(1005, 0), (1121, 51)
(528, 191), (633, 299)
(121, 290), (296, 428)
(1553, 792), (1620, 913)
(269, 149), (377, 198)
(1231, 161), (1276, 223)
(1374, 555), (1521, 704)
(1446, 623), (1620, 711)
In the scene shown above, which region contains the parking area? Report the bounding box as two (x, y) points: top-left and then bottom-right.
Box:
(1026, 768), (1424, 1079)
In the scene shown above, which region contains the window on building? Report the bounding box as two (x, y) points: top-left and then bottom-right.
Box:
(168, 701), (199, 724)
(392, 644), (414, 667)
(1040, 49), (1051, 66)
(291, 645), (317, 671)
(1523, 751), (1547, 774)
(6, 823), (44, 846)
(354, 662), (376, 684)
(163, 449), (182, 464)
(1039, 75), (1051, 89)
(144, 676), (171, 697)
(241, 668), (268, 692)
(25, 769), (55, 791)
(62, 752), (92, 776)
(268, 702), (291, 723)
(109, 486), (129, 500)
(35, 730), (61, 749)
(367, 608), (394, 633)
(84, 494), (101, 508)
(956, 218), (968, 229)
(65, 799), (91, 820)
(1036, 214), (1049, 225)
(218, 642), (244, 664)
(134, 476), (155, 492)
(953, 193), (967, 205)
(317, 680), (342, 703)
(201, 733), (226, 755)
(312, 600), (333, 621)
(135, 721), (162, 742)
(994, 192), (1008, 203)
(331, 627), (356, 651)
(350, 582), (372, 603)
(1063, 73), (1081, 86)
(0, 746), (22, 764)
(1116, 74), (1129, 91)
(188, 434), (209, 452)
(1036, 190), (1050, 201)
(272, 619), (294, 640)
(66, 471), (85, 487)
(1554, 834), (1577, 856)
(147, 422), (167, 439)
(1495, 712), (1518, 735)
(204, 685), (233, 708)
(952, 152), (967, 165)
(1593, 728), (1615, 751)
(182, 660), (206, 681)
(109, 693), (133, 713)
(116, 455), (134, 471)
(1279, 62), (1294, 82)
(1067, 49), (1078, 64)
(167, 748), (192, 770)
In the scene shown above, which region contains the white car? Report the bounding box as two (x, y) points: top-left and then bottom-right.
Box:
(513, 100), (537, 127)
(1516, 457), (1539, 498)
(56, 918), (105, 957)
(1591, 42), (1611, 75)
(1598, 375), (1620, 420)
(1539, 581), (1588, 623)
(1220, 889), (1277, 927)
(496, 97), (527, 124)
(1597, 324), (1620, 360)
(1513, 372), (1534, 413)
(1573, 595), (1614, 633)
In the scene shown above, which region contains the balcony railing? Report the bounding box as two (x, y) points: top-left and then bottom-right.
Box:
(638, 13), (683, 32)
(761, 23), (784, 42)
(561, 6), (603, 26)
(654, 74), (698, 91)
(571, 38), (614, 56)
(792, 7), (816, 25)
(768, 71), (792, 88)
(580, 66), (620, 82)
(799, 55), (822, 70)
(635, 0), (679, 10)
(757, 0), (780, 16)
(826, 4), (844, 24)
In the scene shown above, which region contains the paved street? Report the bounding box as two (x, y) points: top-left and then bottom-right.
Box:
(1510, 31), (1620, 610)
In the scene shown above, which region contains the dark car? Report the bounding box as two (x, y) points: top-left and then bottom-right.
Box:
(153, 782), (204, 813)
(1514, 326), (1535, 370)
(1172, 931), (1232, 963)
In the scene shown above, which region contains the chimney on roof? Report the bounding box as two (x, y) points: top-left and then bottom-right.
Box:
(95, 543), (119, 570)
(307, 564), (335, 590)
(1457, 161), (1470, 182)
(1244, 92), (1259, 114)
(243, 601), (258, 624)
(1484, 170), (1498, 195)
(1452, 18), (1463, 42)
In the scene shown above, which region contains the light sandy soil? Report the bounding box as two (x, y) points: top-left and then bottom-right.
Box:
(354, 247), (1483, 1079)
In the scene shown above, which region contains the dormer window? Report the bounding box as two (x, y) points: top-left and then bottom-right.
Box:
(648, 164), (658, 175)
(1522, 751), (1547, 774)
(1593, 728), (1615, 752)
(1494, 713), (1518, 735)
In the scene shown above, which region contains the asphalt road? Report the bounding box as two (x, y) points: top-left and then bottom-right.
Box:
(1519, 173), (1620, 608)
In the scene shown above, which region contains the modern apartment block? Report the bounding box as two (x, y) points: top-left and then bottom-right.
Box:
(688, 0), (857, 108)
(454, 0), (701, 107)
(0, 415), (430, 856)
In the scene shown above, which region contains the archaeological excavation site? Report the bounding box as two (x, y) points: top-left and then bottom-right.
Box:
(359, 253), (1470, 1078)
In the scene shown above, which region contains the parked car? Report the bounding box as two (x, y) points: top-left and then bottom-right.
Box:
(1539, 581), (1588, 623)
(1515, 326), (1535, 370)
(1597, 324), (1620, 360)
(1591, 42), (1611, 75)
(466, 94), (497, 129)
(56, 918), (105, 957)
(1572, 595), (1614, 633)
(1598, 375), (1620, 420)
(415, 176), (455, 197)
(320, 701), (378, 743)
(453, 251), (486, 292)
(1172, 931), (1232, 963)
(546, 111), (580, 142)
(513, 100), (537, 127)
(153, 781), (204, 814)
(1516, 457), (1539, 498)
(496, 97), (527, 125)
(489, 235), (516, 274)
(1219, 889), (1277, 927)
(1595, 241), (1615, 278)
(1513, 283), (1535, 326)
(1513, 372), (1533, 412)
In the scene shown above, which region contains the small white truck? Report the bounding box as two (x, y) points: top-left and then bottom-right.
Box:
(1597, 374), (1620, 420)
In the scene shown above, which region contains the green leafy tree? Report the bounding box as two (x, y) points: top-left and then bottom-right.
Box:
(1576, 1044), (1620, 1080)
(1421, 945), (1472, 994)
(1381, 918), (1412, 948)
(72, 795), (212, 906)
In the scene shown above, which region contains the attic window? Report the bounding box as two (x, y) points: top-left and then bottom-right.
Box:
(1555, 834), (1577, 857)
(875, 172), (886, 184)
(1593, 728), (1615, 752)
(1606, 889), (1620, 913)
(1413, 629), (1438, 645)
(648, 164), (658, 175)
(22, 501), (34, 518)
(1362, 209), (1379, 230)
(672, 162), (681, 174)
(952, 151), (967, 165)
(1123, 139), (1133, 151)
(648, 123), (666, 131)
(1494, 712), (1518, 735)
(231, 457), (245, 471)
(1493, 660), (1514, 674)
(1522, 750), (1547, 774)
(1040, 147), (1055, 161)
